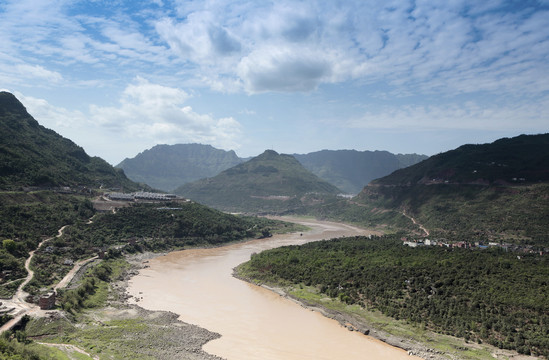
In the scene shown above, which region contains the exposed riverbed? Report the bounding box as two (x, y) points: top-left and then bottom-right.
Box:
(127, 218), (420, 360)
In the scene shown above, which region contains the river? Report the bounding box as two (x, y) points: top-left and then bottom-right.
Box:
(127, 218), (419, 360)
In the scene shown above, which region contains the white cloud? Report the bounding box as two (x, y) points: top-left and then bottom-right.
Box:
(238, 46), (331, 93)
(2, 0), (547, 97)
(1, 0), (548, 157)
(15, 64), (63, 82)
(14, 91), (86, 129)
(89, 78), (242, 150)
(345, 97), (549, 132)
(155, 1), (547, 95)
(155, 13), (223, 64)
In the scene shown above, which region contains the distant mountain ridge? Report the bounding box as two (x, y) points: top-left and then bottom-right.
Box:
(118, 143), (427, 193)
(0, 91), (141, 191)
(175, 150), (341, 213)
(294, 150), (427, 194)
(117, 144), (243, 192)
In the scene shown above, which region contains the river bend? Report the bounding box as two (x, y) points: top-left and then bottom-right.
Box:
(128, 218), (418, 360)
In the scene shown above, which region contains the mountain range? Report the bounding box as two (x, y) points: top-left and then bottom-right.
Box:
(293, 150), (427, 194)
(2, 90), (547, 246)
(117, 144), (427, 193)
(116, 144), (243, 192)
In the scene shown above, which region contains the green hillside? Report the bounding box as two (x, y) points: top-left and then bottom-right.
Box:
(116, 143), (243, 192)
(374, 134), (549, 186)
(298, 134), (549, 247)
(294, 150), (427, 194)
(175, 150), (342, 213)
(0, 92), (140, 191)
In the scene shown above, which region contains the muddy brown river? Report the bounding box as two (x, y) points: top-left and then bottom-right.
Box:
(128, 218), (419, 360)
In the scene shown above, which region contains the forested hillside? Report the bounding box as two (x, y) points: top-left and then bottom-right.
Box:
(0, 92), (140, 191)
(24, 201), (303, 294)
(298, 134), (549, 247)
(175, 150), (341, 213)
(0, 191), (95, 297)
(239, 235), (549, 357)
(374, 134), (549, 186)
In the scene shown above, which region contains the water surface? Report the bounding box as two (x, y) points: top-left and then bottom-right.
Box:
(128, 218), (418, 360)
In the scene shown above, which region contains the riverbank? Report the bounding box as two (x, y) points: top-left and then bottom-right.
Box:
(233, 263), (540, 360)
(124, 219), (427, 360)
(37, 246), (533, 360)
(28, 217), (541, 360)
(108, 252), (224, 360)
(28, 251), (224, 360)
(233, 269), (446, 360)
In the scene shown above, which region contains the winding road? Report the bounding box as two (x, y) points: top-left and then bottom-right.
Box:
(0, 224), (96, 333)
(401, 209), (430, 237)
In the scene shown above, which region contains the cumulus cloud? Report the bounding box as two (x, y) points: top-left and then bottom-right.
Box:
(15, 64), (63, 82)
(151, 1), (547, 95)
(155, 12), (242, 65)
(89, 78), (242, 150)
(238, 46), (331, 92)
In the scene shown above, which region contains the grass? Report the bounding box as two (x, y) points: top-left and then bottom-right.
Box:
(0, 279), (24, 299)
(25, 257), (213, 360)
(31, 343), (94, 360)
(29, 308), (156, 359)
(40, 312), (210, 360)
(84, 259), (131, 308)
(25, 316), (76, 338)
(56, 319), (152, 360)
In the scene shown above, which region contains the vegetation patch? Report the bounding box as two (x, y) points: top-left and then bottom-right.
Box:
(20, 200), (299, 293)
(239, 234), (549, 357)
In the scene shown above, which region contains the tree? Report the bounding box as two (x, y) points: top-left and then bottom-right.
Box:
(2, 239), (16, 254)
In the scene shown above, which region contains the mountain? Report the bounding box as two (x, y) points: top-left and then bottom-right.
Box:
(0, 91), (141, 191)
(119, 144), (427, 194)
(294, 150), (428, 194)
(347, 134), (549, 246)
(374, 134), (549, 186)
(116, 144), (243, 192)
(175, 150), (341, 213)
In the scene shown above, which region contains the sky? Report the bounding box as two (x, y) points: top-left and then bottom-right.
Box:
(1, 0), (548, 165)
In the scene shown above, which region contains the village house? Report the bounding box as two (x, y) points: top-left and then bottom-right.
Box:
(39, 291), (56, 310)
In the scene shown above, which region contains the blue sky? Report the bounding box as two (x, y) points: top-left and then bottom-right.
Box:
(1, 0), (548, 165)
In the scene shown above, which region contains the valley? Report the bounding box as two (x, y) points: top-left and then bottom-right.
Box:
(125, 217), (422, 360)
(0, 91), (547, 359)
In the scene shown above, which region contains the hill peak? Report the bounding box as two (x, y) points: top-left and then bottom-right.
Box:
(0, 91), (36, 122)
(0, 92), (140, 190)
(255, 149), (280, 160)
(116, 143), (243, 192)
(175, 149), (341, 213)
